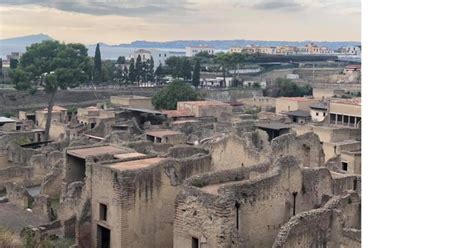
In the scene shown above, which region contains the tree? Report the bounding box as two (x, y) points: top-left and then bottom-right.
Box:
(214, 52), (232, 85)
(192, 59), (201, 87)
(180, 58), (192, 80)
(135, 55), (143, 83)
(100, 60), (115, 83)
(117, 56), (126, 64)
(9, 40), (89, 142)
(152, 80), (200, 110)
(9, 59), (18, 69)
(154, 63), (164, 82)
(93, 43), (102, 83)
(264, 78), (311, 97)
(165, 57), (192, 80)
(122, 67), (129, 84)
(145, 56), (154, 82)
(129, 58), (136, 82)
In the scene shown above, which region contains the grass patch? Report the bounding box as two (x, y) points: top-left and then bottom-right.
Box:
(0, 226), (22, 248)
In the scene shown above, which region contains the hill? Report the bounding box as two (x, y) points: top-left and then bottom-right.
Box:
(0, 33), (54, 46)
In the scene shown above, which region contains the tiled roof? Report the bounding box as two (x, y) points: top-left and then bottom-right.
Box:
(286, 110), (311, 118)
(309, 101), (329, 110)
(331, 97), (361, 106)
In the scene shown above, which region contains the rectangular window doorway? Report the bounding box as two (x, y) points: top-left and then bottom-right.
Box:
(192, 237), (199, 248)
(99, 203), (107, 221)
(97, 225), (110, 248)
(342, 162), (348, 171)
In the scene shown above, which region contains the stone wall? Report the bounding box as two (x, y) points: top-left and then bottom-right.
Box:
(87, 152), (213, 248)
(174, 156), (343, 248)
(5, 182), (33, 208)
(271, 132), (325, 168)
(206, 133), (269, 170)
(199, 89), (263, 102)
(272, 192), (361, 248)
(0, 88), (262, 115)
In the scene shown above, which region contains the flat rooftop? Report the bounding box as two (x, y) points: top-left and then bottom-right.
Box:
(67, 145), (129, 159)
(278, 97), (315, 102)
(179, 100), (229, 106)
(113, 152), (146, 159)
(120, 107), (162, 114)
(172, 120), (199, 124)
(328, 139), (361, 146)
(109, 157), (165, 171)
(112, 95), (151, 99)
(146, 130), (183, 137)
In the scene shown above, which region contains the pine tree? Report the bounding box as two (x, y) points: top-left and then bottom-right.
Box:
(148, 56), (155, 82)
(129, 58), (136, 83)
(154, 63), (163, 83)
(121, 66), (128, 84)
(135, 55), (142, 83)
(93, 43), (102, 83)
(192, 59), (200, 87)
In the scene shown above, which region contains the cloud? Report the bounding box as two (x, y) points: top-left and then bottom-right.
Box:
(252, 0), (305, 11)
(0, 0), (191, 16)
(318, 0), (361, 15)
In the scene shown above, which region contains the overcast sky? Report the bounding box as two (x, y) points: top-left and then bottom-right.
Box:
(0, 0), (360, 44)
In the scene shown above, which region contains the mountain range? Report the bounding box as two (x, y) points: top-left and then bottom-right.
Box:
(1, 34), (360, 50)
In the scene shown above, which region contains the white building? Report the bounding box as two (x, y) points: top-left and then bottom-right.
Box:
(286, 74), (300, 80)
(185, 46), (215, 57)
(309, 102), (328, 122)
(200, 77), (233, 88)
(153, 50), (186, 66)
(129, 49), (153, 61)
(339, 46), (361, 55)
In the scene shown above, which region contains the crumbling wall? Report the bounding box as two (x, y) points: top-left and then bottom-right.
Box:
(125, 140), (173, 155)
(0, 166), (32, 191)
(174, 162), (271, 248)
(174, 156), (338, 248)
(7, 143), (41, 164)
(271, 132), (325, 168)
(87, 152), (214, 248)
(332, 173), (361, 195)
(207, 133), (269, 170)
(272, 192), (361, 248)
(5, 182), (33, 208)
(32, 194), (55, 220)
(40, 160), (64, 199)
(49, 122), (69, 142)
(166, 146), (208, 159)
